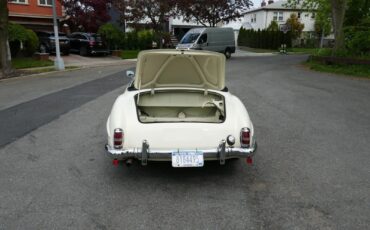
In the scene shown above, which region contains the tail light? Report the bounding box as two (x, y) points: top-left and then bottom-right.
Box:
(113, 128), (123, 149)
(240, 128), (250, 148)
(89, 40), (95, 46)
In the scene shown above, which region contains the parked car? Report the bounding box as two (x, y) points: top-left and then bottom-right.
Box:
(68, 32), (109, 56)
(176, 27), (236, 59)
(105, 50), (257, 167)
(36, 31), (70, 55)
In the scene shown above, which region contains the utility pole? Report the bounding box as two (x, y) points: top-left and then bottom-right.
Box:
(52, 0), (64, 70)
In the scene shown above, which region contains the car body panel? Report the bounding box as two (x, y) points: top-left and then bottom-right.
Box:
(134, 50), (225, 90)
(105, 50), (256, 164)
(68, 32), (109, 56)
(36, 31), (70, 54)
(106, 88), (254, 150)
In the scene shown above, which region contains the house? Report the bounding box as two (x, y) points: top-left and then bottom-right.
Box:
(242, 0), (315, 33)
(8, 0), (64, 31)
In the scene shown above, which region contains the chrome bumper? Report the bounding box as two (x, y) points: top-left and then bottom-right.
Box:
(105, 140), (257, 165)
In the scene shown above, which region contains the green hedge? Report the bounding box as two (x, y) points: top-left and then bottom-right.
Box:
(238, 28), (292, 50)
(98, 23), (169, 51)
(8, 23), (39, 57)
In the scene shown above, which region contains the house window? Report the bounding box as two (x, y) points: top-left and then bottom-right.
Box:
(251, 14), (257, 23)
(297, 12), (301, 18)
(273, 12), (284, 21)
(11, 0), (27, 4)
(278, 12), (284, 21)
(311, 12), (316, 18)
(39, 0), (52, 6)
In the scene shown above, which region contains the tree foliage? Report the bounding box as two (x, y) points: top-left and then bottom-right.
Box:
(123, 0), (175, 32)
(313, 0), (331, 37)
(176, 0), (253, 27)
(285, 0), (348, 53)
(344, 0), (370, 26)
(62, 0), (111, 32)
(8, 23), (39, 57)
(98, 23), (123, 50)
(286, 13), (304, 39)
(267, 20), (279, 31)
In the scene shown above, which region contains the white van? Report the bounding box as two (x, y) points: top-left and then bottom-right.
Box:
(176, 27), (236, 59)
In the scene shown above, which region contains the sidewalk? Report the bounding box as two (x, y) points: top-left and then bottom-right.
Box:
(49, 54), (136, 68)
(233, 48), (276, 57)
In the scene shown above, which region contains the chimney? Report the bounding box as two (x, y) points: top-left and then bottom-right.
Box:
(261, 0), (266, 7)
(268, 0), (274, 4)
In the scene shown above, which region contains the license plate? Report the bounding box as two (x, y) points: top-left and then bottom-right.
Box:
(172, 151), (204, 167)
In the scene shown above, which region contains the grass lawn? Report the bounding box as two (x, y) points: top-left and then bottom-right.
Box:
(305, 61), (370, 78)
(12, 57), (53, 69)
(288, 48), (319, 55)
(121, 50), (139, 59)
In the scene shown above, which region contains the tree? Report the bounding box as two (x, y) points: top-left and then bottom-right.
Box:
(267, 20), (279, 31)
(123, 0), (175, 32)
(286, 0), (348, 53)
(314, 1), (331, 37)
(62, 0), (111, 32)
(0, 0), (13, 78)
(286, 13), (304, 40)
(177, 0), (253, 27)
(344, 0), (370, 26)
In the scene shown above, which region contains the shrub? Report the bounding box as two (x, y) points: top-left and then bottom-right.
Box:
(8, 24), (39, 57)
(8, 23), (28, 57)
(137, 30), (154, 50)
(238, 28), (292, 49)
(344, 17), (370, 56)
(24, 29), (39, 57)
(98, 23), (123, 50)
(125, 31), (138, 50)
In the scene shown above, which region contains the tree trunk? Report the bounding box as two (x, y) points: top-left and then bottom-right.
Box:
(330, 0), (347, 54)
(0, 0), (13, 78)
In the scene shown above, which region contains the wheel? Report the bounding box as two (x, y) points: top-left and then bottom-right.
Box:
(224, 48), (231, 59)
(40, 44), (48, 53)
(79, 46), (88, 56)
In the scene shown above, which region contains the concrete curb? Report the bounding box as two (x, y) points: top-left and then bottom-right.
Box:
(0, 59), (137, 82)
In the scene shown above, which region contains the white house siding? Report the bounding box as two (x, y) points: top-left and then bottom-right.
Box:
(243, 10), (315, 32)
(242, 0), (316, 33)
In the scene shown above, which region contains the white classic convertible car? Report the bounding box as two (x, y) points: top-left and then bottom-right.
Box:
(105, 49), (257, 167)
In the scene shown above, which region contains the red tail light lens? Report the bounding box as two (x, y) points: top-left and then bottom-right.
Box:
(114, 128), (123, 149)
(240, 128), (250, 148)
(89, 41), (95, 46)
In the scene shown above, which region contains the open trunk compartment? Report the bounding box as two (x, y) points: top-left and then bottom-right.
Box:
(135, 90), (225, 123)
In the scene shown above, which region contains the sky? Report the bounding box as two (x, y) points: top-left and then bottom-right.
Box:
(250, 0), (261, 9)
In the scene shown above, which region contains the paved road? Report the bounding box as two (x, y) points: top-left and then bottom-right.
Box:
(0, 55), (369, 229)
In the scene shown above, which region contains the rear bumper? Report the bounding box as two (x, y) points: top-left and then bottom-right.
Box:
(105, 139), (257, 165)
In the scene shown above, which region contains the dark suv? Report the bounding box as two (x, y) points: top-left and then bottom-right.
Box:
(68, 32), (109, 56)
(36, 31), (70, 55)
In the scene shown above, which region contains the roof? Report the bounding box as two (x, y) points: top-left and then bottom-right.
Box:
(244, 0), (305, 14)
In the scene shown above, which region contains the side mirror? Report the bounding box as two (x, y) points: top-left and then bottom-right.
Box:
(126, 70), (135, 78)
